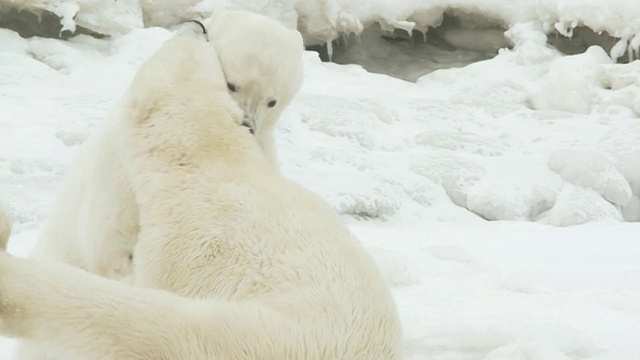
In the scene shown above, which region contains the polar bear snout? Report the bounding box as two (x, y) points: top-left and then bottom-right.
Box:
(178, 20), (209, 41)
(241, 117), (256, 135)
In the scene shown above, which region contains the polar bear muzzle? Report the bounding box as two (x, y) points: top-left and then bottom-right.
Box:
(241, 118), (255, 134)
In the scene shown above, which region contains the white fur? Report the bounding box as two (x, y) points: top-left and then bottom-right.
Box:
(28, 10), (303, 281)
(17, 11), (304, 359)
(0, 29), (402, 359)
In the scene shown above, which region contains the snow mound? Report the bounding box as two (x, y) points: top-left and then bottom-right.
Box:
(529, 47), (611, 114)
(0, 28), (27, 54)
(548, 149), (632, 206)
(466, 178), (557, 222)
(26, 37), (86, 74)
(597, 126), (640, 195)
(544, 185), (623, 227)
(412, 155), (485, 209)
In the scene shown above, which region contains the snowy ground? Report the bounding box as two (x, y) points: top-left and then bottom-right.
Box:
(1, 4), (640, 359)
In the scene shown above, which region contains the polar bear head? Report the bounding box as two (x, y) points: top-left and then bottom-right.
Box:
(125, 26), (246, 156)
(208, 10), (304, 138)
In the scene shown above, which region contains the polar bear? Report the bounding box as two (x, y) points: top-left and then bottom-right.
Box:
(0, 26), (402, 359)
(16, 11), (304, 360)
(27, 9), (304, 282)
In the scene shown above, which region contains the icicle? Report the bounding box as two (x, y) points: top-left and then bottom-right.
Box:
(55, 2), (79, 34)
(610, 38), (628, 62)
(327, 40), (333, 62)
(629, 34), (640, 61)
(553, 21), (573, 38)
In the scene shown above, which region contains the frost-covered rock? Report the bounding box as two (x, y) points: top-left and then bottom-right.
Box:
(1, 0), (143, 36)
(548, 149), (632, 206)
(504, 21), (558, 65)
(536, 0), (640, 43)
(544, 185), (623, 226)
(529, 47), (611, 114)
(2, 0), (640, 63)
(140, 0), (202, 28)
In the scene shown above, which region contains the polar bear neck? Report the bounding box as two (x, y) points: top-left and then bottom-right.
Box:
(126, 97), (268, 176)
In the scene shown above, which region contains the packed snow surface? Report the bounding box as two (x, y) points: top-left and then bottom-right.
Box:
(1, 1), (640, 359)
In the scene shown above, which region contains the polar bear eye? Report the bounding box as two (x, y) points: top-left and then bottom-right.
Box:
(227, 82), (237, 92)
(267, 99), (277, 108)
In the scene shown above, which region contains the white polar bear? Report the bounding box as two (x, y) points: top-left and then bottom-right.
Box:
(27, 9), (304, 282)
(0, 26), (402, 359)
(16, 11), (304, 360)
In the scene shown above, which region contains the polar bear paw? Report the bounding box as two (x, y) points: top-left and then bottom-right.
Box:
(178, 20), (209, 41)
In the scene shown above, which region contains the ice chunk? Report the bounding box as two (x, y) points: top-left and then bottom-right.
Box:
(610, 38), (628, 61)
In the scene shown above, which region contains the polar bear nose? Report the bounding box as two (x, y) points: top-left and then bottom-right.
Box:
(241, 118), (255, 134)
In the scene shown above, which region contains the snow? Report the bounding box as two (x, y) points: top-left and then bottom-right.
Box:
(1, 1), (640, 359)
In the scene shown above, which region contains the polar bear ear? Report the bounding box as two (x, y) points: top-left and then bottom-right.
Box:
(177, 20), (209, 42)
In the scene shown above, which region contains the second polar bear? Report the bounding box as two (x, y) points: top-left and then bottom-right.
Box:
(0, 26), (402, 359)
(27, 10), (304, 282)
